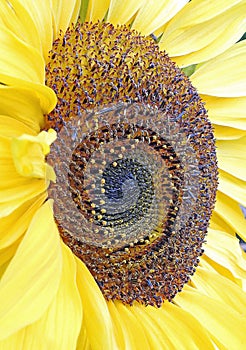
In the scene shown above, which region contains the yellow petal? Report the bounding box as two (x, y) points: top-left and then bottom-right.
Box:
(214, 191), (246, 242)
(131, 303), (175, 349)
(175, 289), (246, 349)
(23, 243), (82, 350)
(0, 240), (82, 349)
(148, 302), (215, 350)
(132, 0), (189, 36)
(169, 9), (246, 66)
(205, 228), (246, 281)
(13, 0), (54, 60)
(76, 326), (91, 350)
(160, 0), (245, 64)
(0, 76), (57, 117)
(76, 258), (117, 350)
(108, 301), (140, 350)
(0, 115), (35, 138)
(51, 0), (81, 37)
(0, 0), (42, 53)
(11, 130), (56, 180)
(213, 125), (246, 140)
(202, 95), (246, 130)
(218, 169), (246, 206)
(85, 0), (110, 22)
(0, 239), (20, 278)
(0, 26), (45, 83)
(191, 267), (246, 313)
(112, 301), (151, 350)
(107, 0), (145, 25)
(0, 193), (46, 249)
(216, 136), (246, 180)
(191, 41), (246, 97)
(0, 201), (62, 339)
(0, 133), (47, 217)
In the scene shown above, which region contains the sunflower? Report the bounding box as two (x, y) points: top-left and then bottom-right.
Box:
(0, 0), (246, 349)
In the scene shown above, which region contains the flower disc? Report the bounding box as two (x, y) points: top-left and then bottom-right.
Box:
(45, 22), (218, 306)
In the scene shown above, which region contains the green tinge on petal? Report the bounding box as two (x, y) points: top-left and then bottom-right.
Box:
(0, 201), (62, 340)
(107, 0), (144, 25)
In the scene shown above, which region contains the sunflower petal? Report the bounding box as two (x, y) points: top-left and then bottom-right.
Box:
(218, 169), (246, 206)
(214, 191), (246, 242)
(216, 136), (246, 180)
(175, 289), (246, 349)
(148, 302), (215, 350)
(213, 125), (246, 140)
(108, 301), (138, 350)
(191, 267), (246, 313)
(112, 301), (151, 350)
(0, 242), (82, 349)
(11, 130), (56, 180)
(22, 243), (82, 349)
(132, 0), (189, 36)
(107, 0), (145, 25)
(0, 194), (46, 249)
(11, 0), (54, 60)
(0, 78), (57, 118)
(76, 258), (116, 350)
(160, 0), (246, 65)
(205, 228), (246, 281)
(51, 0), (81, 37)
(0, 201), (62, 339)
(85, 0), (110, 22)
(202, 95), (246, 130)
(191, 41), (246, 97)
(0, 240), (20, 278)
(0, 132), (47, 218)
(0, 0), (42, 53)
(0, 26), (45, 83)
(131, 303), (175, 349)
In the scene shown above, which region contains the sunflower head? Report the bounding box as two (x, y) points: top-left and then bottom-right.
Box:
(45, 21), (218, 306)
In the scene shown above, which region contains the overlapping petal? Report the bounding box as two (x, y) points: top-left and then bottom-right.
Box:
(191, 41), (246, 97)
(175, 287), (246, 349)
(76, 257), (117, 350)
(160, 0), (246, 66)
(0, 201), (62, 340)
(0, 0), (245, 349)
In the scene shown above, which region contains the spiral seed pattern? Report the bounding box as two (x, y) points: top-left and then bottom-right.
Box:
(45, 22), (218, 306)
